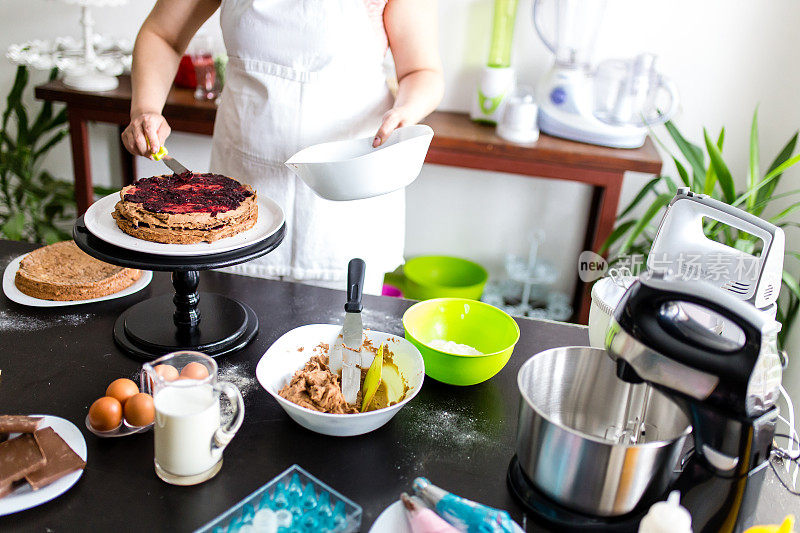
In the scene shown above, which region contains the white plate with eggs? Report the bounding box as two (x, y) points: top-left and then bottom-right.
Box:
(0, 415), (87, 516)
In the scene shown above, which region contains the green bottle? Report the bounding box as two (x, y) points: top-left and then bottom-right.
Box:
(471, 0), (519, 124)
(488, 0), (519, 68)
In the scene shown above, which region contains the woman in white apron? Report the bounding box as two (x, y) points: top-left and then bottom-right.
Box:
(122, 0), (443, 293)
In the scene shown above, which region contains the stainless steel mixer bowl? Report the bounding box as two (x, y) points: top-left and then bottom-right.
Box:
(515, 346), (692, 517)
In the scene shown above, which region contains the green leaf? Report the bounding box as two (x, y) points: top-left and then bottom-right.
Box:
(33, 129), (68, 159)
(733, 152), (800, 207)
(664, 120), (706, 186)
(703, 128), (725, 195)
(1, 211), (26, 240)
(2, 66), (28, 132)
(599, 219), (637, 254)
(617, 176), (662, 219)
(746, 108), (759, 210)
(769, 202), (800, 222)
(703, 128), (735, 203)
(673, 157), (691, 187)
(619, 194), (672, 255)
(755, 132), (798, 215)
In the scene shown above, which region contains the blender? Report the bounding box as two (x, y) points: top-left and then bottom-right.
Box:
(532, 0), (679, 148)
(470, 0), (519, 124)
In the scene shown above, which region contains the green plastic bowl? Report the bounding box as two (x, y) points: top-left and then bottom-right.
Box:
(402, 298), (520, 385)
(385, 256), (488, 301)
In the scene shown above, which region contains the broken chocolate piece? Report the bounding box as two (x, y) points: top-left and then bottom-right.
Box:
(25, 427), (85, 490)
(0, 434), (46, 485)
(0, 415), (43, 434)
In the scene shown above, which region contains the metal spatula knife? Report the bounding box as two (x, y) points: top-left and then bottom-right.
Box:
(341, 258), (366, 405)
(152, 146), (190, 175)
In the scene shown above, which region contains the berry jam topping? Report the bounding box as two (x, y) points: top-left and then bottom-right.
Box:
(123, 172), (253, 215)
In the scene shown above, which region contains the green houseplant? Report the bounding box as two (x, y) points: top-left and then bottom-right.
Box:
(0, 66), (114, 244)
(601, 109), (800, 348)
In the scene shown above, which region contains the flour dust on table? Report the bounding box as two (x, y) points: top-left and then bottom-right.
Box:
(218, 363), (258, 423)
(0, 309), (93, 332)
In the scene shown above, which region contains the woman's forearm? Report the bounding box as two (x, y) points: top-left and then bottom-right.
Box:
(130, 27), (183, 118)
(393, 68), (445, 123)
(123, 0), (219, 156)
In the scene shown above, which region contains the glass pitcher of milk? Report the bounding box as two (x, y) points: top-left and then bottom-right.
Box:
(142, 351), (244, 486)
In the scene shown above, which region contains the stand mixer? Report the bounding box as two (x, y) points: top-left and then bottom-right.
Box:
(509, 275), (784, 531)
(532, 0), (679, 148)
(607, 275), (783, 531)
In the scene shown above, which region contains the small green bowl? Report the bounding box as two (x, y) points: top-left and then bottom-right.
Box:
(402, 298), (520, 386)
(385, 256), (488, 301)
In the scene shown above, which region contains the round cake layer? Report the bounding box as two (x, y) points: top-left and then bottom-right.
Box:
(122, 172), (254, 215)
(114, 173), (258, 244)
(15, 241), (142, 301)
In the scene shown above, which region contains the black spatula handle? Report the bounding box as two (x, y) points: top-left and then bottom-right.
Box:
(345, 258), (366, 313)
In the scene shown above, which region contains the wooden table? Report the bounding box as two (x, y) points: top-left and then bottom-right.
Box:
(0, 239), (790, 532)
(34, 76), (663, 322)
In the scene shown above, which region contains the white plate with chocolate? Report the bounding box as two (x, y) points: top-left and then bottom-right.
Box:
(2, 242), (152, 307)
(0, 415), (87, 516)
(83, 178), (285, 256)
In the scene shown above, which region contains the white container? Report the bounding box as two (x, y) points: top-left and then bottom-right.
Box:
(497, 86), (539, 145)
(588, 276), (635, 348)
(470, 66), (516, 124)
(143, 351), (245, 486)
(285, 125), (434, 201)
(256, 324), (425, 437)
(154, 384), (220, 478)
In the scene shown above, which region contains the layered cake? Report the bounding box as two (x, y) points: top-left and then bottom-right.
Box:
(112, 172), (258, 244)
(14, 240), (142, 301)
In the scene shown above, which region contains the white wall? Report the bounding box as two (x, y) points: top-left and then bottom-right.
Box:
(1, 0), (799, 417)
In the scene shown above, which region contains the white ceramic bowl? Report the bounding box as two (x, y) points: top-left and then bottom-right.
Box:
(284, 125), (434, 201)
(256, 324), (425, 437)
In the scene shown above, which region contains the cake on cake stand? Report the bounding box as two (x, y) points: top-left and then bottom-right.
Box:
(73, 192), (285, 361)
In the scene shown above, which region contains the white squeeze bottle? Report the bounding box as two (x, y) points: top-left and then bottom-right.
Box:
(638, 491), (692, 533)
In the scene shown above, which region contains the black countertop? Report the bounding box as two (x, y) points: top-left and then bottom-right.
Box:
(0, 240), (795, 531)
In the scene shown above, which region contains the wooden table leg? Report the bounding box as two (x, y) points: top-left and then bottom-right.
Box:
(575, 174), (624, 324)
(67, 109), (93, 214)
(118, 124), (136, 186)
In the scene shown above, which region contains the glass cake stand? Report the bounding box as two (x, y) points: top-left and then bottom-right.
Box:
(73, 216), (285, 361)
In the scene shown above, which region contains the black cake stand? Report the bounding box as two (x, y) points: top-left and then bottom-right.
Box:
(73, 216), (285, 361)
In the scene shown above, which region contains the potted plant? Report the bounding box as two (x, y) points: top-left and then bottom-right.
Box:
(0, 66), (115, 244)
(601, 109), (800, 348)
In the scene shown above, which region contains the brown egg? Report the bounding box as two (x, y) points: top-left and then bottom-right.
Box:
(105, 378), (139, 407)
(180, 362), (210, 380)
(154, 364), (179, 382)
(88, 396), (123, 431)
(124, 393), (155, 427)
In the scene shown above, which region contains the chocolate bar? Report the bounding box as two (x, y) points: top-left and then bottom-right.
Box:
(25, 427), (85, 490)
(0, 415), (43, 434)
(0, 434), (46, 485)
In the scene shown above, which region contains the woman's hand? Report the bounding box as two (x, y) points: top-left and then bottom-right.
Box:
(374, 0), (444, 147)
(373, 106), (418, 147)
(121, 113), (172, 157)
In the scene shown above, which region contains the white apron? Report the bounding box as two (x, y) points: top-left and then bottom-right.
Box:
(211, 0), (404, 293)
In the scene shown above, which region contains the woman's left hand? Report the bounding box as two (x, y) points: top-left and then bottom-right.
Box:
(373, 106), (416, 147)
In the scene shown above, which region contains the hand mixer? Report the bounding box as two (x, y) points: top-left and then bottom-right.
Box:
(648, 187), (784, 314)
(606, 274), (783, 532)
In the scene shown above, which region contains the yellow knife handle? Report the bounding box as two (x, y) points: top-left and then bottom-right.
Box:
(152, 146), (168, 161)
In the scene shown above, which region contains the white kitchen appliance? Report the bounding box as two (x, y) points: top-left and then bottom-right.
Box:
(532, 0), (679, 148)
(648, 188), (785, 315)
